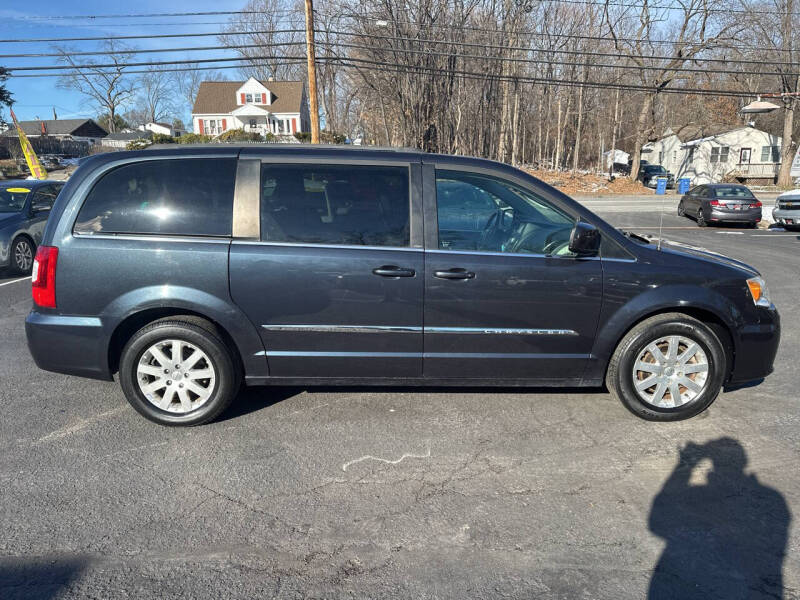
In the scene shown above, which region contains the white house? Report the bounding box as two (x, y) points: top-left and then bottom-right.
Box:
(603, 149), (630, 169)
(643, 126), (782, 185)
(138, 122), (182, 137)
(191, 77), (309, 137)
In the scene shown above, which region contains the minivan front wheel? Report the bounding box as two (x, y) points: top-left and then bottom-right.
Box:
(119, 319), (240, 426)
(606, 313), (726, 421)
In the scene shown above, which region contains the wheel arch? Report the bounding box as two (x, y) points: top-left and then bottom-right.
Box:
(108, 307), (245, 376)
(599, 306), (736, 384)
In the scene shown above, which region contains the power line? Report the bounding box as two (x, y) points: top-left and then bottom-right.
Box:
(4, 45), (305, 72)
(0, 29), (298, 44)
(0, 38), (304, 59)
(5, 51), (761, 98)
(4, 28), (797, 72)
(321, 29), (800, 68)
(319, 40), (795, 78)
(0, 14), (791, 58)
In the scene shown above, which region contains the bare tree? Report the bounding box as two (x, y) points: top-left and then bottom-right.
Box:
(603, 0), (742, 180)
(56, 40), (136, 133)
(173, 65), (226, 114)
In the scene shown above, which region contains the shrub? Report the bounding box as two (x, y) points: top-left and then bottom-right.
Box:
(217, 128), (263, 142)
(151, 133), (175, 144)
(125, 138), (153, 151)
(176, 133), (212, 144)
(293, 131), (346, 144)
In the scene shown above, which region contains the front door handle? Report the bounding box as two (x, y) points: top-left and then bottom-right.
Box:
(372, 265), (416, 278)
(434, 268), (475, 280)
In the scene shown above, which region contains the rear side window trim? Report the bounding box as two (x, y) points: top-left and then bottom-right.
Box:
(72, 157), (237, 238)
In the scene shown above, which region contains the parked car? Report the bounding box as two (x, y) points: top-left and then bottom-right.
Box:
(26, 147), (779, 426)
(772, 190), (800, 230)
(637, 164), (675, 189)
(0, 180), (64, 274)
(678, 184), (762, 228)
(610, 162), (631, 175)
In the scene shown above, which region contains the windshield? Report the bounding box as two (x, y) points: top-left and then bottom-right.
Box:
(0, 186), (31, 213)
(714, 186), (754, 199)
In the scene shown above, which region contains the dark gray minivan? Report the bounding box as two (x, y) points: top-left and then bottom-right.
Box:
(26, 146), (780, 426)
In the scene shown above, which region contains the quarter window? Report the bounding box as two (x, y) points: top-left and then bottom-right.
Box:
(260, 164), (410, 247)
(435, 170), (575, 255)
(74, 159), (237, 236)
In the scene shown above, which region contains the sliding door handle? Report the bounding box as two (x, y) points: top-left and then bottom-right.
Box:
(372, 265), (416, 277)
(434, 268), (475, 280)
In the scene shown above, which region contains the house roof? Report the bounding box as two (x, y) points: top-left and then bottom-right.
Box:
(0, 118), (106, 137)
(192, 80), (304, 115)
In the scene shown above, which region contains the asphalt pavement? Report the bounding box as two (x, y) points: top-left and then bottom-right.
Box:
(1, 198), (798, 599)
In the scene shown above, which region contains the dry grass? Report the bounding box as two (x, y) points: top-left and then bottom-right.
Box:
(524, 169), (653, 196)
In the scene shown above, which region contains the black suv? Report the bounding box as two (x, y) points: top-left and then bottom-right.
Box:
(638, 164), (676, 189)
(26, 146), (780, 426)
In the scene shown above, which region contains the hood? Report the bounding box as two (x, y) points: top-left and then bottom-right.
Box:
(659, 239), (759, 277)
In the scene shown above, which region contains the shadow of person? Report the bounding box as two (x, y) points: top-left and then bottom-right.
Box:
(648, 437), (790, 599)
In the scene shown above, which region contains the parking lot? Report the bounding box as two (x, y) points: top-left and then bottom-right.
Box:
(1, 196), (798, 599)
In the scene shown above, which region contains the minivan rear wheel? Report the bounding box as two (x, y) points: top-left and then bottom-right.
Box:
(606, 313), (726, 421)
(119, 319), (240, 426)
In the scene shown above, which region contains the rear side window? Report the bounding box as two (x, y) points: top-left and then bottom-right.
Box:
(260, 164), (410, 247)
(74, 158), (236, 236)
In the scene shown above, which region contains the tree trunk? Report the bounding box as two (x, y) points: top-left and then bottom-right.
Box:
(629, 94), (654, 181)
(778, 96), (796, 187)
(572, 80), (585, 173)
(511, 81), (521, 166)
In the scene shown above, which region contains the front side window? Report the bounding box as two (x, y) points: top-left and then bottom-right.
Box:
(260, 164), (410, 247)
(31, 185), (58, 208)
(74, 158), (237, 236)
(435, 170), (575, 256)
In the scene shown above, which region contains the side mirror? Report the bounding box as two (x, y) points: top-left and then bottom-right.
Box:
(568, 220), (601, 256)
(31, 202), (51, 214)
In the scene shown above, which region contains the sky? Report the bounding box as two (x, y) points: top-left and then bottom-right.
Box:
(1, 0), (249, 124)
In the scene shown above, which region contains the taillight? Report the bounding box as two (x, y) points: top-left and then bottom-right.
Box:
(32, 245), (58, 309)
(752, 201), (762, 208)
(709, 200), (721, 206)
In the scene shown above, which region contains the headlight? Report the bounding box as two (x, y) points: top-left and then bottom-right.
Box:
(746, 277), (772, 307)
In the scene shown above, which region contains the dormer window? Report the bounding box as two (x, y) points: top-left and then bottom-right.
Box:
(245, 93), (253, 103)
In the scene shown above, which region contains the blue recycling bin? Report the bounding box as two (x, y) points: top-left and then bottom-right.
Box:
(678, 178), (691, 194)
(655, 177), (668, 195)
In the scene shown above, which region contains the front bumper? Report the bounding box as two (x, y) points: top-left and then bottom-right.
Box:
(707, 208), (761, 223)
(772, 208), (800, 226)
(728, 305), (780, 384)
(25, 312), (113, 380)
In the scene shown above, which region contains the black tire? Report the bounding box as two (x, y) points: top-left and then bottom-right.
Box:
(606, 313), (726, 421)
(677, 201), (685, 217)
(10, 236), (34, 275)
(119, 318), (241, 426)
(696, 210), (707, 227)
(748, 221), (758, 229)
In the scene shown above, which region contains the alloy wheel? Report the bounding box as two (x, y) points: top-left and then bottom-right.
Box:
(136, 339), (216, 413)
(14, 239), (33, 272)
(632, 335), (709, 408)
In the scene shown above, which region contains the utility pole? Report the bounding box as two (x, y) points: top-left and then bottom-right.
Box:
(304, 0), (321, 144)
